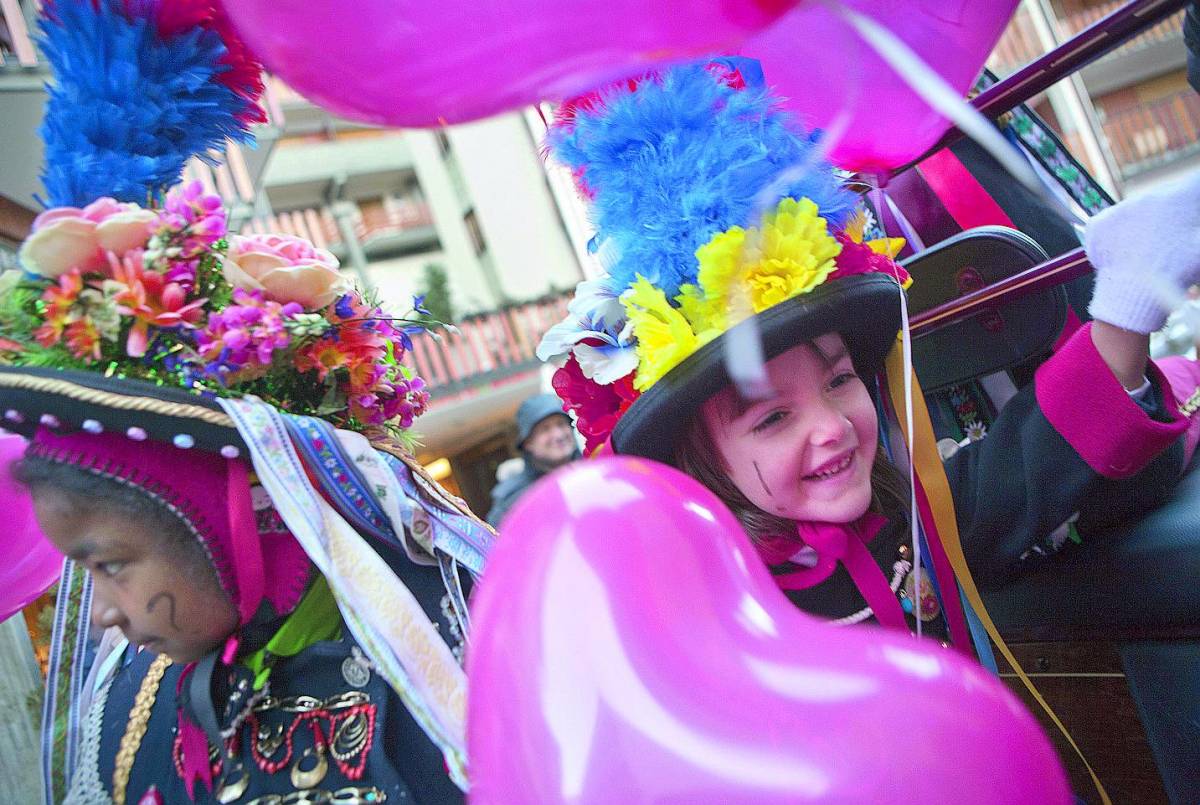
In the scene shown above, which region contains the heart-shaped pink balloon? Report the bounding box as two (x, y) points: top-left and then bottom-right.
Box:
(0, 434), (63, 622)
(743, 0), (1019, 173)
(468, 457), (1070, 803)
(219, 0), (798, 128)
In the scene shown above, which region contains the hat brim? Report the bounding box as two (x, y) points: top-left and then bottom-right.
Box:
(0, 367), (246, 455)
(611, 274), (903, 464)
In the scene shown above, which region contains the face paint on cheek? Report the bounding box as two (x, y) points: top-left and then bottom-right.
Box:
(146, 590), (185, 633)
(752, 460), (773, 497)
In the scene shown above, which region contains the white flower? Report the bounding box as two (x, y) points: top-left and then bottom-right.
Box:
(537, 279), (637, 383)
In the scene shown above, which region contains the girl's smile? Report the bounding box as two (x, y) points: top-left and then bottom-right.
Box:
(701, 333), (878, 526)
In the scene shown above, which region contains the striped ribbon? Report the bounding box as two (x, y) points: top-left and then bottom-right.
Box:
(40, 560), (92, 805)
(884, 343), (1111, 805)
(218, 397), (470, 791)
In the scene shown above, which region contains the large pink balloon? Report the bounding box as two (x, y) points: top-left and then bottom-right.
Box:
(0, 434), (62, 622)
(219, 0), (798, 127)
(468, 457), (1070, 803)
(744, 0), (1019, 173)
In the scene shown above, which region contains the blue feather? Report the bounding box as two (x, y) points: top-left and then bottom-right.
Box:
(548, 62), (856, 298)
(37, 0), (255, 208)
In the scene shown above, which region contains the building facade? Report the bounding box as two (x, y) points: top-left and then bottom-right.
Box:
(3, 0), (1199, 508)
(989, 0), (1198, 196)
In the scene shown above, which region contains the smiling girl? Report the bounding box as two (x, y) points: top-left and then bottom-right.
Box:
(539, 58), (1200, 637)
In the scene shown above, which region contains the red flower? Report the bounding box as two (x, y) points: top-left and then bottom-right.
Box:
(829, 233), (911, 287)
(34, 270), (85, 350)
(109, 252), (207, 357)
(552, 355), (639, 455)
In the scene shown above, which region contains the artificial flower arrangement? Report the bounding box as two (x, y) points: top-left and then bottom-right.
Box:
(3, 182), (439, 438)
(538, 204), (909, 455)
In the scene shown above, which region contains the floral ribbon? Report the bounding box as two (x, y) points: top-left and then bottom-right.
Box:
(218, 397), (470, 790)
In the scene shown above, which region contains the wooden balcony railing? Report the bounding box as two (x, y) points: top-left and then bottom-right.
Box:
(354, 200), (435, 245)
(0, 0), (36, 68)
(239, 207), (337, 249)
(407, 294), (571, 397)
(238, 201), (434, 251)
(988, 5), (1044, 76)
(1099, 89), (1200, 177)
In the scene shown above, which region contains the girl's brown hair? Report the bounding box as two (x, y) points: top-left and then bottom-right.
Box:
(673, 401), (909, 558)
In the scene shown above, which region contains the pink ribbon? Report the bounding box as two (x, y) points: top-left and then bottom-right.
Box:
(225, 458), (265, 624)
(773, 514), (908, 633)
(175, 667), (213, 799)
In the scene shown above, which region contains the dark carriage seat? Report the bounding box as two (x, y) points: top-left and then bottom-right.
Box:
(985, 451), (1200, 638)
(903, 225), (1200, 803)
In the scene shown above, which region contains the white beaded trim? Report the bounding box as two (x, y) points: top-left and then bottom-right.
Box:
(62, 674), (114, 804)
(831, 560), (912, 627)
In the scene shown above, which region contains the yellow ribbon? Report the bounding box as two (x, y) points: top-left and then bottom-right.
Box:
(884, 343), (1110, 805)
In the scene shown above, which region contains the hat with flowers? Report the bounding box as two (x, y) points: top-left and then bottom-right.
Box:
(3, 3), (481, 796)
(4, 0), (437, 443)
(537, 58), (911, 462)
(3, 180), (434, 444)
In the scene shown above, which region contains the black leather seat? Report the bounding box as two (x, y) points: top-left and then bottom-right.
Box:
(985, 452), (1200, 639)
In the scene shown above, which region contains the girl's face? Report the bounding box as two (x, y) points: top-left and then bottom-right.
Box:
(33, 488), (239, 664)
(700, 333), (879, 525)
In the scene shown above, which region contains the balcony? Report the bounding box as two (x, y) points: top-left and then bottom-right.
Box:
(988, 5), (1044, 78)
(988, 2), (1186, 92)
(1, 0), (45, 211)
(1098, 88), (1200, 179)
(1067, 3), (1186, 94)
(240, 198), (438, 258)
(406, 294), (571, 459)
(0, 0), (36, 73)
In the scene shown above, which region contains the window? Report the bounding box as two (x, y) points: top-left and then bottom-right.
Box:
(463, 209), (487, 256)
(435, 129), (452, 157)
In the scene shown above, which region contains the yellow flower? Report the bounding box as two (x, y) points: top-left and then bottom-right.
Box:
(845, 209), (905, 259)
(675, 282), (724, 341)
(695, 197), (842, 322)
(622, 276), (700, 391)
(692, 227), (750, 331)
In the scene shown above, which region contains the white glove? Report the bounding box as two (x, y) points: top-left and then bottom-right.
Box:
(1085, 168), (1200, 334)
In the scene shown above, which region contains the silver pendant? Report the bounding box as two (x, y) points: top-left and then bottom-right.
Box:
(341, 654), (371, 688)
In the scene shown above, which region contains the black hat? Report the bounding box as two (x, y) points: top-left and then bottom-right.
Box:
(536, 59), (909, 462)
(516, 393), (570, 447)
(0, 366), (247, 456)
(610, 274), (901, 464)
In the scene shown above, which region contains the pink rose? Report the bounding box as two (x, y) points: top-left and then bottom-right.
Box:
(223, 234), (351, 310)
(18, 198), (157, 278)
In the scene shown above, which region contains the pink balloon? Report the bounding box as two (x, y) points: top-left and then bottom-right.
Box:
(468, 457), (1070, 803)
(743, 0), (1019, 173)
(0, 434), (62, 622)
(219, 0), (798, 127)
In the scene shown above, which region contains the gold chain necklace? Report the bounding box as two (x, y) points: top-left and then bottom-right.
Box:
(112, 653), (173, 805)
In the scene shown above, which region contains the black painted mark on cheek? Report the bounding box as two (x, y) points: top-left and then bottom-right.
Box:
(753, 461), (773, 497)
(146, 591), (182, 632)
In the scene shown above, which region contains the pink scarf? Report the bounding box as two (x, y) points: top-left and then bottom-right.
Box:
(768, 513), (909, 632)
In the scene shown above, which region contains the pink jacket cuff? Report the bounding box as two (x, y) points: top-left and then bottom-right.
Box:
(1035, 322), (1189, 479)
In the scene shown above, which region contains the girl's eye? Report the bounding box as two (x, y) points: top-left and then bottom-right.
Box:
(96, 561), (126, 577)
(752, 410), (787, 433)
(828, 371), (859, 390)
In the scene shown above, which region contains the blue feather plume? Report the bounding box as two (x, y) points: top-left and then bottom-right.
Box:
(37, 0), (255, 208)
(547, 61), (856, 299)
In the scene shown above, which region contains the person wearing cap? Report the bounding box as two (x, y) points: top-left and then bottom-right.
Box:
(486, 393), (580, 527)
(538, 58), (1200, 644)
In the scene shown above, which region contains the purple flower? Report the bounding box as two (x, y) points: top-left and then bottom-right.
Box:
(196, 288), (299, 378)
